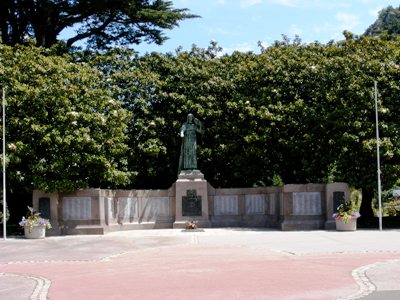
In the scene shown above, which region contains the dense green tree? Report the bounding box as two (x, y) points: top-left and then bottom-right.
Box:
(315, 36), (400, 221)
(0, 0), (197, 49)
(0, 193), (10, 224)
(0, 43), (133, 192)
(2, 34), (400, 224)
(82, 47), (176, 188)
(73, 34), (400, 224)
(364, 5), (400, 37)
(85, 37), (400, 222)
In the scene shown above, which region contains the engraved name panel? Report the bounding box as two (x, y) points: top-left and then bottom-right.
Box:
(63, 197), (92, 220)
(292, 192), (322, 215)
(142, 197), (170, 221)
(245, 194), (265, 215)
(118, 197), (138, 223)
(214, 195), (239, 216)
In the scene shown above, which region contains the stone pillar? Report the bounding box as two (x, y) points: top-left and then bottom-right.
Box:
(325, 183), (350, 230)
(173, 170), (211, 228)
(265, 188), (282, 228)
(279, 184), (326, 230)
(59, 188), (106, 235)
(32, 190), (61, 235)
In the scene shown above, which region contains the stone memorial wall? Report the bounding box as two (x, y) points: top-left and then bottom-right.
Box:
(32, 181), (349, 235)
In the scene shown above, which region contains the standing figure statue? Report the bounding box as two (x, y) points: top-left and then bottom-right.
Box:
(178, 113), (205, 174)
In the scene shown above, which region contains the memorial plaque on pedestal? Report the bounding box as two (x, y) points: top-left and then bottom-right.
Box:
(182, 189), (202, 216)
(333, 191), (345, 212)
(39, 197), (51, 219)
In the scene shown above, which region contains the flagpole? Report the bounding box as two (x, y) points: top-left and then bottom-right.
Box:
(374, 81), (383, 231)
(2, 88), (6, 240)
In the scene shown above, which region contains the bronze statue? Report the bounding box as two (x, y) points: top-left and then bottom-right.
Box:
(178, 113), (204, 173)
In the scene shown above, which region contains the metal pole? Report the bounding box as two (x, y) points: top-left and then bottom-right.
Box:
(374, 81), (383, 231)
(2, 88), (6, 240)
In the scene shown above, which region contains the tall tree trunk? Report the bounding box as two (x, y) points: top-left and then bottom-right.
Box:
(359, 187), (376, 227)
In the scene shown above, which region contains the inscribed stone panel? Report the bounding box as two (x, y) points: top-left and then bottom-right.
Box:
(214, 195), (239, 216)
(63, 197), (92, 220)
(38, 197), (51, 219)
(105, 197), (116, 223)
(333, 191), (345, 212)
(292, 192), (321, 215)
(268, 193), (278, 215)
(142, 197), (169, 220)
(245, 194), (265, 215)
(118, 197), (138, 223)
(182, 190), (202, 216)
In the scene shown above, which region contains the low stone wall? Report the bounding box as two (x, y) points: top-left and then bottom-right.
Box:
(208, 185), (282, 228)
(33, 181), (349, 235)
(33, 188), (176, 235)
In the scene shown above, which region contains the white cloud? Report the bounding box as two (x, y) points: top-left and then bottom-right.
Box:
(267, 0), (349, 8)
(311, 13), (360, 41)
(202, 26), (234, 36)
(269, 0), (297, 7)
(288, 24), (302, 36)
(240, 0), (263, 9)
(368, 6), (386, 17)
(311, 21), (343, 41)
(223, 42), (255, 53)
(313, 22), (328, 34)
(258, 40), (269, 48)
(368, 9), (378, 18)
(335, 12), (361, 30)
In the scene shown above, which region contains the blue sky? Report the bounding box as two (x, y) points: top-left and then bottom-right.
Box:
(132, 0), (400, 55)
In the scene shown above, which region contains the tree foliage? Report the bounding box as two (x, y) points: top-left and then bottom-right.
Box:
(84, 37), (400, 196)
(0, 0), (197, 49)
(1, 35), (400, 222)
(364, 5), (400, 37)
(0, 43), (133, 192)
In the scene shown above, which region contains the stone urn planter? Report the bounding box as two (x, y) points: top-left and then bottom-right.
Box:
(335, 219), (357, 231)
(333, 200), (360, 232)
(19, 206), (52, 239)
(24, 225), (46, 239)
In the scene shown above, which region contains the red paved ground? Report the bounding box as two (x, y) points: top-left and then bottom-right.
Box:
(1, 244), (399, 300)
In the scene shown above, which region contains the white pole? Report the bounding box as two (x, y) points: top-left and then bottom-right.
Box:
(2, 88), (6, 240)
(374, 81), (383, 231)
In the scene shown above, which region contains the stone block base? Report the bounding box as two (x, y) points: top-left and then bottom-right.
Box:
(324, 220), (336, 230)
(62, 225), (105, 235)
(280, 220), (325, 231)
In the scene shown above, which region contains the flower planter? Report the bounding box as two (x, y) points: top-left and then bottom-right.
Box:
(24, 225), (46, 239)
(19, 206), (51, 238)
(335, 219), (357, 231)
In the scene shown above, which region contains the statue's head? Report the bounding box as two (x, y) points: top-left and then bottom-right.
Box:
(187, 113), (194, 123)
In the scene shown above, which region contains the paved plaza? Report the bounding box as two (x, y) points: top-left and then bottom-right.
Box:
(1, 229), (400, 299)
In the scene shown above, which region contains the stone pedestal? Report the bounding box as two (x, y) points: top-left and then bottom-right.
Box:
(173, 170), (211, 228)
(325, 183), (350, 230)
(32, 190), (61, 236)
